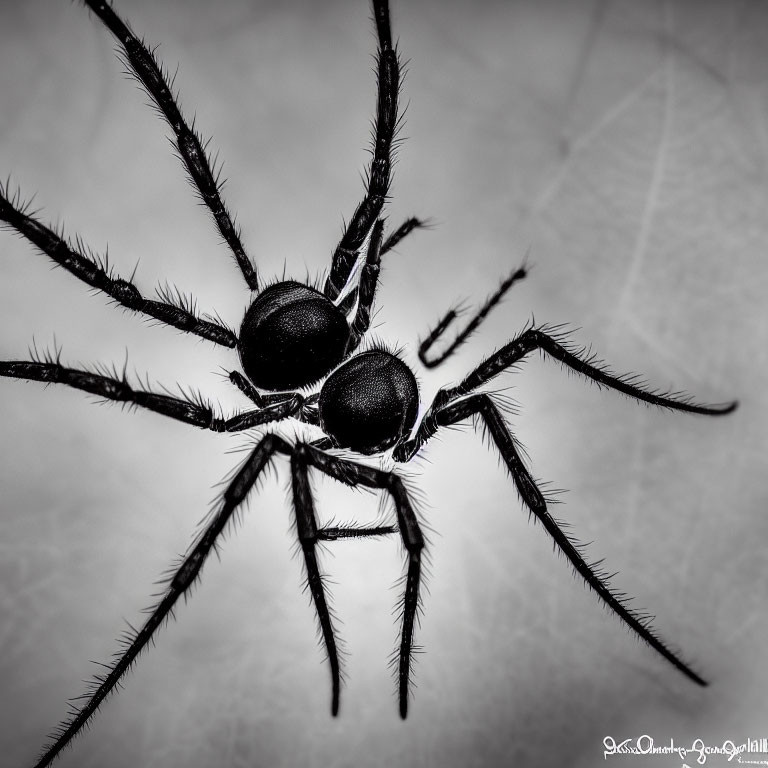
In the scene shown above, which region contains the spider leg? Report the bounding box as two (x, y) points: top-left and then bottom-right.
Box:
(323, 0), (399, 300)
(33, 433), (291, 768)
(79, 0), (258, 290)
(345, 220), (384, 352)
(335, 215), (428, 318)
(228, 371), (321, 425)
(290, 452), (344, 715)
(317, 523), (397, 541)
(417, 393), (707, 686)
(299, 444), (424, 718)
(0, 358), (303, 431)
(228, 370), (304, 407)
(398, 325), (736, 460)
(381, 217), (427, 256)
(418, 263), (528, 368)
(452, 326), (738, 412)
(299, 399), (322, 427)
(0, 184), (237, 347)
(336, 287), (360, 316)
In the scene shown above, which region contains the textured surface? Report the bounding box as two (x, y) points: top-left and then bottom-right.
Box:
(0, 1), (766, 767)
(239, 281), (349, 390)
(320, 350), (419, 453)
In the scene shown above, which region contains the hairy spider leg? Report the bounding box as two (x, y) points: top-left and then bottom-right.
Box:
(419, 263), (529, 368)
(324, 0), (400, 301)
(398, 325), (737, 461)
(0, 185), (237, 347)
(0, 359), (312, 432)
(302, 443), (397, 537)
(298, 443), (424, 719)
(32, 436), (418, 767)
(381, 217), (427, 255)
(316, 523), (397, 540)
(392, 327), (737, 684)
(32, 434), (288, 768)
(81, 0), (258, 290)
(228, 370), (322, 425)
(290, 450), (344, 717)
(336, 287), (360, 317)
(335, 217), (429, 317)
(421, 392), (708, 685)
(344, 219), (385, 352)
(447, 327), (738, 414)
(228, 370), (305, 408)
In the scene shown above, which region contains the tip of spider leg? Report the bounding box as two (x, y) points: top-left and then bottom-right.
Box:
(331, 691), (339, 717)
(399, 698), (408, 719)
(690, 671), (708, 687)
(677, 663), (708, 687)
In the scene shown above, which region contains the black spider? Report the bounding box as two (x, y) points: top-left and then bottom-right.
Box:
(0, 1), (737, 766)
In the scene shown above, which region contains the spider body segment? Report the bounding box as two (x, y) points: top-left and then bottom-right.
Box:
(0, 0), (739, 766)
(238, 281), (350, 390)
(319, 349), (420, 454)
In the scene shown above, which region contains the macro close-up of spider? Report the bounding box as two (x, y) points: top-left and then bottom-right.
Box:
(2, 1), (768, 767)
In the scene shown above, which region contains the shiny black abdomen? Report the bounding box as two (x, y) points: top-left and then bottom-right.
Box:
(238, 281), (350, 391)
(319, 350), (419, 454)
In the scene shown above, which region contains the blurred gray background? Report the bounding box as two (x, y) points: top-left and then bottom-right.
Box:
(1, 0), (767, 766)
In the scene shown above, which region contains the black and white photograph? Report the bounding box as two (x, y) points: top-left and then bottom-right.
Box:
(0, 1), (766, 766)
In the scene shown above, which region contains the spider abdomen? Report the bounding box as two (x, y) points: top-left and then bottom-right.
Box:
(238, 281), (350, 391)
(319, 350), (419, 454)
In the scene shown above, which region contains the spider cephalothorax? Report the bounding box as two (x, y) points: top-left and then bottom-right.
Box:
(238, 281), (350, 390)
(0, 1), (737, 766)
